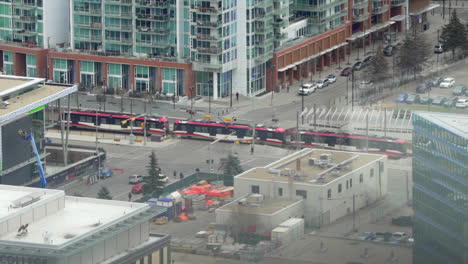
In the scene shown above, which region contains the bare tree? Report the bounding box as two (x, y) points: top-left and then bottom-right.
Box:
(364, 45), (390, 84)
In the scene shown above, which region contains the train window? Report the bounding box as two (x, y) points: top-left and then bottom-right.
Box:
(113, 119), (121, 125)
(266, 132), (273, 139)
(216, 128), (224, 135)
(80, 116), (94, 123)
(100, 117), (108, 124)
(71, 113), (79, 123)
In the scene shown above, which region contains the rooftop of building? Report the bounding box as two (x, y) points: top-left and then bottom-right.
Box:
(217, 196), (302, 215)
(236, 149), (385, 185)
(0, 75), (77, 125)
(415, 112), (468, 139)
(0, 185), (164, 257)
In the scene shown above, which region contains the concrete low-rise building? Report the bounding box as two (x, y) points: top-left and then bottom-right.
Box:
(216, 194), (304, 233)
(0, 184), (171, 264)
(233, 148), (387, 228)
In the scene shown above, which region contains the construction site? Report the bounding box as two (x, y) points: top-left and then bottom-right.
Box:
(0, 75), (106, 188)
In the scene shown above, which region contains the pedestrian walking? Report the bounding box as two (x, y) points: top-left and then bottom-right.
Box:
(287, 84), (290, 93)
(128, 192), (132, 202)
(236, 92), (239, 101)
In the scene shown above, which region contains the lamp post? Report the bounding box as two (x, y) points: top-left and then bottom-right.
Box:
(301, 79), (304, 124)
(95, 109), (101, 180)
(190, 86), (194, 119)
(208, 79), (213, 114)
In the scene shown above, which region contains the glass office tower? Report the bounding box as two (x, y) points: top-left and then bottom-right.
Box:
(412, 112), (468, 264)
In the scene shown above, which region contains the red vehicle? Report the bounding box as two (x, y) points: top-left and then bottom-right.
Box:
(131, 184), (143, 194)
(62, 110), (169, 135)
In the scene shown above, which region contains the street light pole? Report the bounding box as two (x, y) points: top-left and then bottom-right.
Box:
(301, 80), (304, 125)
(95, 109), (101, 180)
(351, 69), (355, 110)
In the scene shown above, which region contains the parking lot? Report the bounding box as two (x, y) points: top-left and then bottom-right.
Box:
(383, 60), (468, 114)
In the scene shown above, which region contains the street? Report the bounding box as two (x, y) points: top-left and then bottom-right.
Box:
(56, 137), (295, 200)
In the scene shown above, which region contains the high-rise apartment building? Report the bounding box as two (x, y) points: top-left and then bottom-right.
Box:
(412, 112), (468, 264)
(0, 0), (437, 99)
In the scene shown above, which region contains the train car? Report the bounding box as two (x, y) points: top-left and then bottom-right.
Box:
(173, 120), (287, 145)
(289, 129), (407, 156)
(62, 111), (169, 135)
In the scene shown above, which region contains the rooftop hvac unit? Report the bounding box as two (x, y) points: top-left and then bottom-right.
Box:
(308, 158), (316, 166)
(238, 198), (247, 205)
(0, 101), (10, 109)
(11, 192), (42, 208)
(330, 171), (340, 177)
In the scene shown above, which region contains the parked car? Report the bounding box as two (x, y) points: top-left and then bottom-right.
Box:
(392, 232), (409, 242)
(396, 93), (408, 103)
(362, 55), (374, 65)
(357, 232), (376, 240)
(98, 170), (113, 179)
(383, 45), (394, 56)
(299, 83), (316, 95)
(327, 74), (337, 83)
(452, 85), (467, 96)
(429, 77), (443, 87)
(340, 67), (352, 76)
(455, 98), (468, 108)
(406, 94), (420, 104)
(432, 96), (447, 105)
(129, 174), (144, 184)
(353, 61), (364, 71)
(440, 77), (455, 88)
(392, 216), (413, 227)
(419, 96), (433, 105)
(444, 97), (458, 107)
(316, 78), (329, 89)
(434, 44), (444, 54)
(131, 184), (143, 194)
(373, 232), (393, 242)
(416, 83), (431, 93)
(159, 174), (169, 183)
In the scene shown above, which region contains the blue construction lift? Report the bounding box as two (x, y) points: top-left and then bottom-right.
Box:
(19, 129), (47, 188)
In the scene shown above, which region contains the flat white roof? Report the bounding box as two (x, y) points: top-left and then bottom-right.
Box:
(0, 185), (62, 221)
(415, 112), (468, 139)
(0, 185), (147, 246)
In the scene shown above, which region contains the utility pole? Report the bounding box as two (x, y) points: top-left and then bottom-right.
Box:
(384, 108), (387, 138)
(143, 114), (147, 146)
(95, 109), (101, 180)
(230, 85), (233, 108)
(250, 124), (256, 155)
(351, 69), (355, 110)
(366, 113), (369, 152)
(352, 194), (356, 232)
(443, 0), (446, 19)
(405, 171), (410, 204)
(346, 76), (349, 105)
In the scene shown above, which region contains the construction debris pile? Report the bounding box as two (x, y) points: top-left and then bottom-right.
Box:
(148, 180), (234, 224)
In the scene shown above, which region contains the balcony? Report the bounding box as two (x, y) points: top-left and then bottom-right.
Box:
(197, 33), (218, 41)
(74, 7), (102, 16)
(135, 0), (170, 7)
(192, 61), (222, 72)
(196, 47), (222, 55)
(352, 0), (368, 9)
(106, 24), (132, 31)
(296, 0), (347, 12)
(136, 40), (170, 48)
(196, 20), (221, 28)
(352, 12), (369, 22)
(14, 30), (37, 37)
(196, 6), (219, 14)
(75, 35), (102, 42)
(105, 11), (132, 17)
(136, 14), (168, 21)
(107, 0), (132, 5)
(255, 52), (272, 63)
(106, 37), (133, 44)
(137, 27), (169, 34)
(372, 4), (389, 14)
(391, 0), (405, 6)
